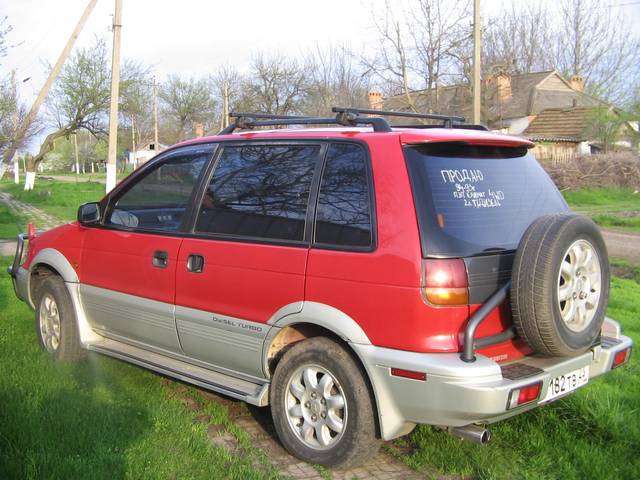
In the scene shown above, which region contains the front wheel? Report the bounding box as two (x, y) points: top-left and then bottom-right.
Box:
(270, 337), (380, 469)
(34, 275), (85, 362)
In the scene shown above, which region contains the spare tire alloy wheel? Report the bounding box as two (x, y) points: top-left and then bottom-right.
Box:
(285, 364), (347, 449)
(511, 214), (610, 357)
(558, 239), (601, 333)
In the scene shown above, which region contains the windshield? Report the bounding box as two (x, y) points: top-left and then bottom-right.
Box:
(404, 144), (569, 257)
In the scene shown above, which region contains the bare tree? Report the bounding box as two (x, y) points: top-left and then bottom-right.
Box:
(483, 2), (555, 75)
(554, 0), (640, 104)
(209, 64), (246, 127)
(0, 73), (41, 161)
(120, 61), (154, 161)
(0, 16), (14, 65)
(303, 45), (370, 115)
(243, 53), (307, 115)
(362, 0), (471, 112)
(159, 75), (216, 143)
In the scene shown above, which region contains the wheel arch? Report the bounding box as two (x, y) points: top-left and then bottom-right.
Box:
(263, 302), (404, 439)
(28, 248), (78, 308)
(28, 248), (101, 345)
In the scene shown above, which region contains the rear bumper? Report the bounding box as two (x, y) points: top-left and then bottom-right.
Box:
(353, 317), (632, 440)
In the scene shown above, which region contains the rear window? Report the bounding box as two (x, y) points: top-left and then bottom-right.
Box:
(404, 144), (569, 257)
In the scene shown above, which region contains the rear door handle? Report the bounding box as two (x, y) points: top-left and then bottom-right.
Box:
(187, 254), (205, 273)
(152, 250), (169, 268)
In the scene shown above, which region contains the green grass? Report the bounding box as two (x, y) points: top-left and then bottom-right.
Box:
(399, 275), (640, 479)
(591, 213), (640, 231)
(563, 188), (640, 212)
(0, 203), (25, 239)
(0, 180), (105, 222)
(610, 257), (640, 283)
(564, 188), (640, 232)
(0, 257), (277, 480)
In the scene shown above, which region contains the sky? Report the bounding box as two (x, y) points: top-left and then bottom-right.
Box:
(2, 0), (377, 100)
(2, 0), (640, 151)
(5, 0), (638, 103)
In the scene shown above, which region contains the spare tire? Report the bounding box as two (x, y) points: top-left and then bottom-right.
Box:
(511, 214), (609, 357)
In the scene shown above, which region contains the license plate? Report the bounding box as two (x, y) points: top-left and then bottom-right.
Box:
(543, 366), (589, 403)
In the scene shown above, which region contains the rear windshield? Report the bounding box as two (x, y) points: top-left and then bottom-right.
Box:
(404, 144), (569, 257)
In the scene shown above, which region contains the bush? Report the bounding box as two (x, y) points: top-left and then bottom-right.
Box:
(545, 152), (640, 191)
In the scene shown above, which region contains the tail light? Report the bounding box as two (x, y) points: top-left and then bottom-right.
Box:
(423, 258), (469, 306)
(507, 381), (542, 409)
(612, 348), (631, 369)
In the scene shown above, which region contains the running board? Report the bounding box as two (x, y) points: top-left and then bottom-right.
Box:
(87, 339), (269, 406)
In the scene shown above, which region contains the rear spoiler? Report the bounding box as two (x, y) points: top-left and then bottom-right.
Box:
(401, 131), (534, 149)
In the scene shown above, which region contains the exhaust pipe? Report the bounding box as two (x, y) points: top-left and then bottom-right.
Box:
(447, 425), (491, 444)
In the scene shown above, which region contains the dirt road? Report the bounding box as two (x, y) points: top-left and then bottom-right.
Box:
(601, 229), (640, 265)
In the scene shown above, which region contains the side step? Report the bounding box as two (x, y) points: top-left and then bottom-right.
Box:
(87, 338), (269, 406)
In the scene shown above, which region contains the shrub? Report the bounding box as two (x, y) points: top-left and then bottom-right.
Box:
(545, 152), (640, 191)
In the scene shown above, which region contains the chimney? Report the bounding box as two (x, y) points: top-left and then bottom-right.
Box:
(368, 91), (384, 110)
(494, 72), (512, 102)
(570, 75), (584, 92)
(194, 123), (205, 137)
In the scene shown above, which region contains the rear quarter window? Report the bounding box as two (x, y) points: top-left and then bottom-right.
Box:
(404, 144), (569, 257)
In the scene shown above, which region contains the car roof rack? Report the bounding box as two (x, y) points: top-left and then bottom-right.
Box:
(218, 107), (484, 135)
(333, 107), (466, 128)
(219, 111), (393, 134)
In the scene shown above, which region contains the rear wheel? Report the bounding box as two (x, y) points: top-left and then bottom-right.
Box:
(270, 337), (380, 468)
(35, 275), (85, 362)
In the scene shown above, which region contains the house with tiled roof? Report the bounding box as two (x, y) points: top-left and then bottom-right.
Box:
(378, 70), (637, 162)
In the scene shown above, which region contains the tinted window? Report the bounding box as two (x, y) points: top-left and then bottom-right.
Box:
(195, 144), (319, 241)
(107, 146), (212, 231)
(315, 143), (372, 248)
(405, 145), (568, 257)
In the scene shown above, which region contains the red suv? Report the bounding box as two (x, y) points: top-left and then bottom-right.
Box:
(8, 108), (632, 468)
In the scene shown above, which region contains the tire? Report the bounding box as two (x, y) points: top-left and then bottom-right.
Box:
(270, 336), (380, 469)
(511, 214), (610, 357)
(34, 275), (85, 362)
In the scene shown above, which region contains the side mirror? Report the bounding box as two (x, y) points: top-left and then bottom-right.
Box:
(78, 202), (101, 225)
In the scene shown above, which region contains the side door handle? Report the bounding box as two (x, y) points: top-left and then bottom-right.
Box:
(152, 250), (169, 268)
(187, 254), (205, 273)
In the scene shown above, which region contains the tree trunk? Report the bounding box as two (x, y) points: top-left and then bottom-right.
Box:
(24, 154), (37, 191)
(27, 125), (75, 190)
(131, 115), (137, 170)
(13, 158), (19, 184)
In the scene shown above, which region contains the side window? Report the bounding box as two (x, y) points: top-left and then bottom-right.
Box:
(107, 146), (213, 231)
(314, 143), (373, 248)
(195, 144), (319, 242)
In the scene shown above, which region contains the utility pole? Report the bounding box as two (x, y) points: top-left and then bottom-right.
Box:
(153, 77), (159, 149)
(472, 0), (481, 125)
(0, 0), (97, 180)
(106, 0), (123, 193)
(222, 80), (230, 129)
(74, 132), (80, 175)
